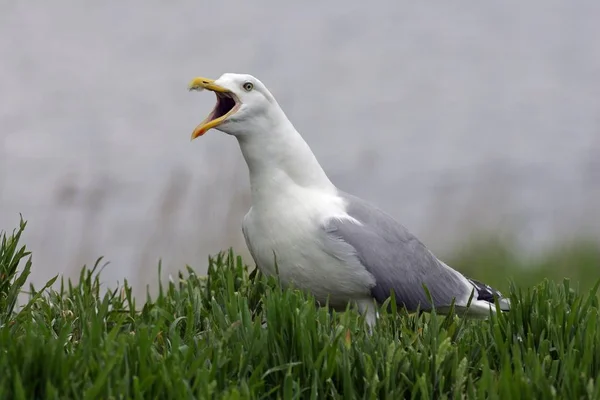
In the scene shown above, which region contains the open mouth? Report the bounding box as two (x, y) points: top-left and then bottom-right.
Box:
(191, 92), (240, 139)
(188, 76), (241, 139)
(208, 92), (239, 123)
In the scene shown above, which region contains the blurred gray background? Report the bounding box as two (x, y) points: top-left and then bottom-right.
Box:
(1, 1), (599, 297)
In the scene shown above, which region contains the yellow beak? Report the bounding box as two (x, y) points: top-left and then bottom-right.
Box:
(188, 77), (236, 140)
(188, 77), (230, 93)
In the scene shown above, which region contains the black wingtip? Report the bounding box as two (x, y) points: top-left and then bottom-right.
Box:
(468, 278), (508, 306)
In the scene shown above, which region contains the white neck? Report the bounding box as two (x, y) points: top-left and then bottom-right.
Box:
(236, 109), (335, 205)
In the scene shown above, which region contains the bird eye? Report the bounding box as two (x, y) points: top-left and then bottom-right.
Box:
(243, 82), (254, 92)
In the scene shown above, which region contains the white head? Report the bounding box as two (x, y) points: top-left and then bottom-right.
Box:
(187, 72), (335, 192)
(187, 73), (284, 139)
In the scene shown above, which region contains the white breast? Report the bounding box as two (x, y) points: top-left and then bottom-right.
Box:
(242, 186), (375, 308)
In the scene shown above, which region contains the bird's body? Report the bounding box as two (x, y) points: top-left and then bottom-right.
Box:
(241, 184), (377, 311)
(188, 73), (510, 326)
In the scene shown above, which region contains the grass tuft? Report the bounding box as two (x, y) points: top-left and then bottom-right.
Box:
(1, 219), (599, 398)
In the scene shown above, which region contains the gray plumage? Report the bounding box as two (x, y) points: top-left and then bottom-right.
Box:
(324, 191), (509, 313)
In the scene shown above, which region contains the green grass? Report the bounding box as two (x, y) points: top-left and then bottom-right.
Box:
(1, 219), (600, 399)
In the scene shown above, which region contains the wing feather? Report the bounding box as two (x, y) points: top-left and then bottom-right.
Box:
(323, 191), (474, 311)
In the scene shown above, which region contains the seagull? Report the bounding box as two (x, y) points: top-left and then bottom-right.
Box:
(187, 73), (510, 327)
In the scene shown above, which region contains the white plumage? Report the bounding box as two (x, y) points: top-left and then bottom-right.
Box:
(188, 73), (510, 327)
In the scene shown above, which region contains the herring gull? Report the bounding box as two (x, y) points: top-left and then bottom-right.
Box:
(187, 73), (510, 327)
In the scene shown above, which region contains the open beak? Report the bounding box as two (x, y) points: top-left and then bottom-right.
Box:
(188, 77), (240, 139)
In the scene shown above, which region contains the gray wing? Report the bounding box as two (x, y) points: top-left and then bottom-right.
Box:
(322, 191), (473, 312)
